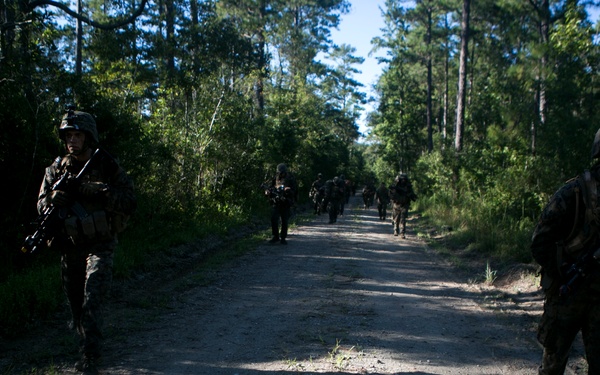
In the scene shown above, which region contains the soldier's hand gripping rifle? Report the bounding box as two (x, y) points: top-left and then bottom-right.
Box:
(559, 247), (600, 298)
(21, 148), (105, 254)
(261, 183), (288, 205)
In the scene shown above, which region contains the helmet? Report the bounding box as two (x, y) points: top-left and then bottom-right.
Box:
(395, 174), (408, 183)
(333, 176), (339, 184)
(318, 173), (322, 178)
(276, 163), (287, 174)
(59, 110), (99, 144)
(592, 129), (600, 159)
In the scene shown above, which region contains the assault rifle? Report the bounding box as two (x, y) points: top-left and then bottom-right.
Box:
(559, 247), (600, 298)
(21, 148), (110, 254)
(261, 183), (289, 205)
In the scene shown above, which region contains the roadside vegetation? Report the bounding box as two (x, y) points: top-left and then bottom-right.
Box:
(2, 0), (599, 346)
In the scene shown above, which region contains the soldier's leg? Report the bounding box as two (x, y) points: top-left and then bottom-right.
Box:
(537, 292), (583, 375)
(400, 206), (408, 237)
(80, 246), (114, 359)
(328, 201), (336, 223)
(332, 200), (340, 222)
(581, 295), (600, 374)
(392, 203), (400, 235)
(270, 206), (280, 240)
(61, 249), (87, 336)
(280, 206), (290, 240)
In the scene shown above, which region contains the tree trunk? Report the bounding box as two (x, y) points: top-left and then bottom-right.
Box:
(75, 0), (82, 76)
(532, 0), (549, 156)
(426, 4), (433, 153)
(255, 0), (266, 112)
(454, 0), (470, 153)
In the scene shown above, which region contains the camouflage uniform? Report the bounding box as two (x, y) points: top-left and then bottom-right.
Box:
(266, 163), (296, 244)
(531, 165), (600, 375)
(362, 182), (376, 209)
(389, 174), (417, 238)
(37, 110), (136, 371)
(322, 177), (344, 224)
(375, 183), (389, 220)
(310, 174), (324, 215)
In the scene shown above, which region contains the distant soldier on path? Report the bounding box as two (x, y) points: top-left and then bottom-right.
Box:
(322, 176), (344, 224)
(389, 173), (417, 238)
(264, 163), (297, 245)
(531, 129), (600, 375)
(375, 182), (389, 220)
(309, 173), (325, 215)
(362, 180), (376, 209)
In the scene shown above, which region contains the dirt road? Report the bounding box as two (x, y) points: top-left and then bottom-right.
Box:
(3, 195), (588, 374)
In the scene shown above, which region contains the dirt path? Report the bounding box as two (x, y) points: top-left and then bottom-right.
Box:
(3, 195), (589, 374)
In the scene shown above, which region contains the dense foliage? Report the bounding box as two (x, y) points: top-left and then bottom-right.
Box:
(1, 0), (600, 337)
(366, 0), (600, 263)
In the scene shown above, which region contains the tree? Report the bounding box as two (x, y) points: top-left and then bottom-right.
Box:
(454, 0), (470, 153)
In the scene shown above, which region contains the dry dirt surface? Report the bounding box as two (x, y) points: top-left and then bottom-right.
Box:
(2, 195), (590, 374)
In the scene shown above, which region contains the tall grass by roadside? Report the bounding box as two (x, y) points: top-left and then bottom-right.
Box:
(417, 190), (535, 266)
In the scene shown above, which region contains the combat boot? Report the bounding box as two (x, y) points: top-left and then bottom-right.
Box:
(75, 353), (99, 374)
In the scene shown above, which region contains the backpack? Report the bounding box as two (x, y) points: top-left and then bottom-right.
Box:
(562, 170), (600, 257)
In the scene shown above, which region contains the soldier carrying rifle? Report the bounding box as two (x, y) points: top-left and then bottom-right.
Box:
(531, 128), (600, 374)
(263, 163), (296, 245)
(32, 107), (136, 374)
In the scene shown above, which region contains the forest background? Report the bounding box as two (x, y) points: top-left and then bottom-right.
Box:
(1, 0), (600, 338)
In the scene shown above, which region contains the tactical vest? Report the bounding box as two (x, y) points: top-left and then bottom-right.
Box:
(55, 155), (119, 244)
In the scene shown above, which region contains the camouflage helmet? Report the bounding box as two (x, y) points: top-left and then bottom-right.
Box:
(59, 110), (99, 144)
(276, 163), (287, 174)
(395, 173), (408, 183)
(592, 128), (600, 160)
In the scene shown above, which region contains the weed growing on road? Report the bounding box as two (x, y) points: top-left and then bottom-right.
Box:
(484, 261), (498, 285)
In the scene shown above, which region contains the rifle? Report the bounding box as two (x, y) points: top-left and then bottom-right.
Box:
(559, 247), (600, 297)
(260, 183), (289, 205)
(21, 148), (109, 254)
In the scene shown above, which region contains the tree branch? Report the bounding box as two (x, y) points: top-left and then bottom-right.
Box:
(26, 0), (148, 30)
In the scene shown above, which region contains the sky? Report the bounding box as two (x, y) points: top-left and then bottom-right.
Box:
(328, 0), (388, 137)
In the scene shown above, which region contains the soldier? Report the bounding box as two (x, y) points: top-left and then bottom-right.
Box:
(36, 108), (136, 373)
(264, 163), (296, 245)
(362, 180), (376, 209)
(322, 176), (344, 224)
(389, 173), (417, 238)
(531, 129), (600, 375)
(375, 182), (390, 220)
(309, 173), (324, 215)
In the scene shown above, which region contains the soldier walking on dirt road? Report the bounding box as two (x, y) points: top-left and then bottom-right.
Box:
(531, 128), (600, 375)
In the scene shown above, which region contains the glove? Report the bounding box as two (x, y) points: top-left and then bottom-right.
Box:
(79, 182), (108, 197)
(48, 190), (71, 207)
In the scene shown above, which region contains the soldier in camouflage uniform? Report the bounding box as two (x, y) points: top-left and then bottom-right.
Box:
(309, 173), (324, 215)
(375, 182), (389, 220)
(389, 174), (417, 238)
(531, 129), (600, 375)
(37, 109), (136, 374)
(322, 176), (344, 224)
(264, 163), (296, 245)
